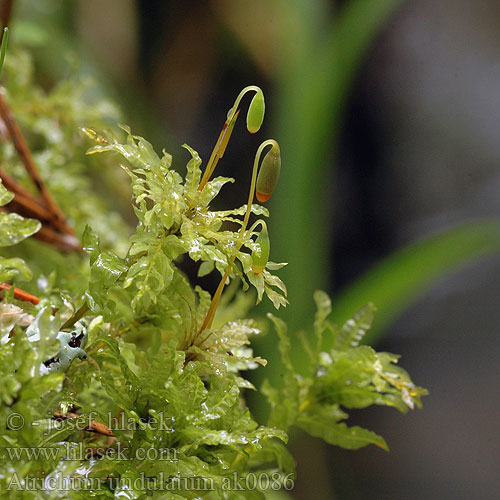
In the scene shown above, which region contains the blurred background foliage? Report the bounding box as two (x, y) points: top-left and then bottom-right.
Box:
(3, 0), (500, 498)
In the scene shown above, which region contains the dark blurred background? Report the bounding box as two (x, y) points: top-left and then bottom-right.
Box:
(6, 0), (500, 498)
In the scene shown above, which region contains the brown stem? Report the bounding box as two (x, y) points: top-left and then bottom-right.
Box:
(0, 170), (82, 253)
(35, 224), (82, 253)
(0, 91), (72, 234)
(6, 196), (51, 223)
(0, 167), (50, 218)
(198, 257), (234, 333)
(61, 302), (89, 330)
(1, 189), (55, 224)
(198, 110), (240, 192)
(0, 0), (14, 31)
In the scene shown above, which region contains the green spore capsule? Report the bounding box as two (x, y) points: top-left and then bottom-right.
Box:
(256, 142), (281, 202)
(246, 90), (265, 134)
(251, 223), (270, 274)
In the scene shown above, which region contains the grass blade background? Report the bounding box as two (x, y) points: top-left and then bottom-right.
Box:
(253, 0), (404, 386)
(330, 219), (500, 345)
(270, 0), (404, 331)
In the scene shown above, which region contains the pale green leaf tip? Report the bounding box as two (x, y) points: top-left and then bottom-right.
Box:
(377, 439), (390, 452)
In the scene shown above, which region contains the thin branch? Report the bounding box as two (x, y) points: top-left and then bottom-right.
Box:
(0, 170), (82, 253)
(35, 224), (82, 253)
(0, 168), (47, 212)
(3, 195), (51, 223)
(0, 170), (55, 221)
(0, 91), (72, 234)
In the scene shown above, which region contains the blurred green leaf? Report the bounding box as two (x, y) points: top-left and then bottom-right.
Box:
(331, 219), (500, 344)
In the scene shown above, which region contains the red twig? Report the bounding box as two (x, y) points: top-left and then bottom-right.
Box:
(0, 283), (40, 304)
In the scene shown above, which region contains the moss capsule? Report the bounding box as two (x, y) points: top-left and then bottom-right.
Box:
(246, 90), (265, 134)
(256, 143), (281, 203)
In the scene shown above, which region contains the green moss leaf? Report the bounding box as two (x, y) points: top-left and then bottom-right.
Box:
(296, 417), (388, 451)
(0, 213), (40, 247)
(332, 302), (376, 351)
